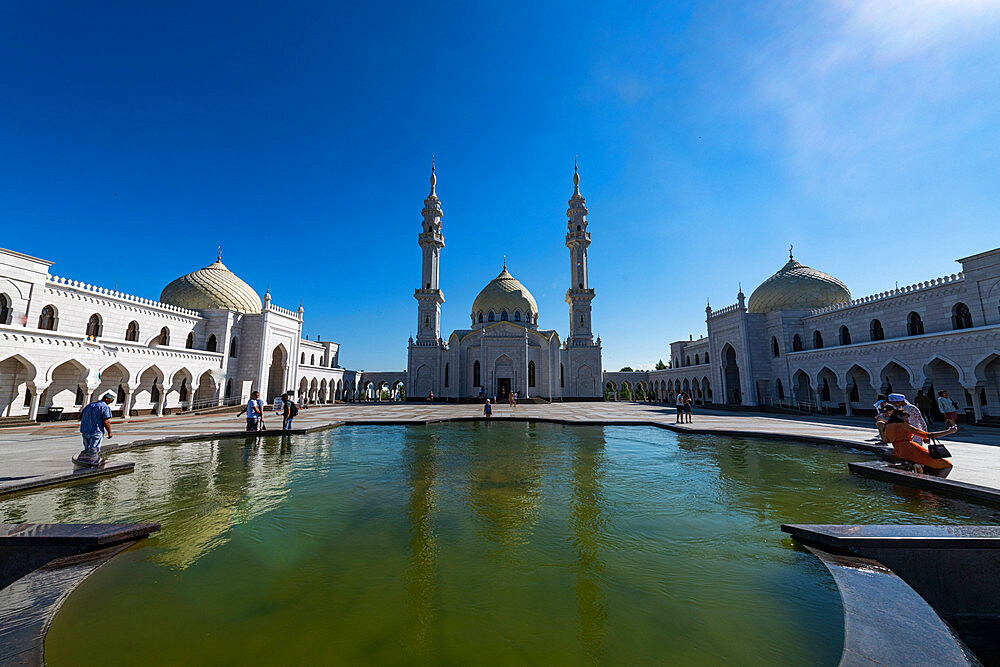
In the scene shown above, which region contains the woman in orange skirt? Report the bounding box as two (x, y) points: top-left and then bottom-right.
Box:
(883, 409), (957, 477)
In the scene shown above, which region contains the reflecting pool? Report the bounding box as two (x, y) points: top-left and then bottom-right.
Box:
(2, 423), (997, 664)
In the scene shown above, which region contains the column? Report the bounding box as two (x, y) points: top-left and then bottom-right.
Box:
(966, 385), (984, 422)
(843, 387), (853, 417)
(27, 383), (47, 421)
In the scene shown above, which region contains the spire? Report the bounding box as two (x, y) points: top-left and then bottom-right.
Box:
(429, 155), (436, 196)
(573, 156), (580, 195)
(503, 254), (506, 271)
(217, 245), (222, 262)
(789, 244), (794, 260)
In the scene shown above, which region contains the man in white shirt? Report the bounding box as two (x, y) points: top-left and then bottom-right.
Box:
(243, 391), (263, 431)
(676, 393), (685, 424)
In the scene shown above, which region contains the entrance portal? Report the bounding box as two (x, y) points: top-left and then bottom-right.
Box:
(497, 377), (511, 400)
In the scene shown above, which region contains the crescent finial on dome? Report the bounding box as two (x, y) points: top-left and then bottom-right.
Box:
(573, 156), (580, 192)
(429, 156), (436, 194)
(789, 244), (793, 260)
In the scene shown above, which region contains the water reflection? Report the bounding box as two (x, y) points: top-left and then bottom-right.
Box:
(571, 428), (609, 661)
(465, 421), (544, 547)
(402, 427), (439, 659)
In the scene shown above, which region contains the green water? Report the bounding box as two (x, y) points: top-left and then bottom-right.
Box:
(2, 423), (998, 665)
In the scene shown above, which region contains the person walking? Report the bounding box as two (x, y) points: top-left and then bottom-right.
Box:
(75, 392), (115, 466)
(675, 392), (684, 424)
(915, 389), (934, 427)
(239, 391), (264, 431)
(483, 398), (492, 420)
(937, 390), (959, 428)
(281, 392), (298, 430)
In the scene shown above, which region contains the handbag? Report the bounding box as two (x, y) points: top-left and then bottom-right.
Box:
(927, 443), (952, 459)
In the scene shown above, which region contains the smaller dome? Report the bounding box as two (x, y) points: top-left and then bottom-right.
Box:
(747, 257), (850, 314)
(161, 258), (262, 313)
(471, 266), (539, 324)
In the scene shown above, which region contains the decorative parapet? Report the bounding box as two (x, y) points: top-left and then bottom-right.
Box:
(265, 303), (301, 320)
(46, 275), (201, 318)
(809, 273), (965, 316)
(707, 303), (741, 319)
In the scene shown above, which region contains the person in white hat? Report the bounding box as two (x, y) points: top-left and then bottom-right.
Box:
(887, 392), (926, 443)
(76, 392), (115, 466)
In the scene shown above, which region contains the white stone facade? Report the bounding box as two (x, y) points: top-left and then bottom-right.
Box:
(405, 164), (603, 400)
(0, 247), (361, 422)
(604, 248), (1000, 423)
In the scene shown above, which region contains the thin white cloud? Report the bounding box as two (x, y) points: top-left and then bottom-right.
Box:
(746, 0), (1000, 190)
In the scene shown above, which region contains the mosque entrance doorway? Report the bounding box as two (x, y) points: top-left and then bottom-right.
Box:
(267, 345), (287, 403)
(497, 377), (511, 400)
(721, 344), (741, 405)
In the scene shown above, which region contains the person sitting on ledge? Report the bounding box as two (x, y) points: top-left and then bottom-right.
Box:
(883, 409), (957, 477)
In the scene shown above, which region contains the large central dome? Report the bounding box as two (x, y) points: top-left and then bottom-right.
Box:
(747, 255), (850, 314)
(471, 266), (539, 325)
(161, 256), (262, 313)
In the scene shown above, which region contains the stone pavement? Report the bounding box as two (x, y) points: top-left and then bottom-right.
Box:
(1, 402), (998, 493)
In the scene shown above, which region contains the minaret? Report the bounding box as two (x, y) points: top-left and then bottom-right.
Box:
(414, 159), (445, 345)
(565, 159), (595, 345)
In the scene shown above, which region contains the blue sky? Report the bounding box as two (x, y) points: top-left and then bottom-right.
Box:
(2, 1), (998, 371)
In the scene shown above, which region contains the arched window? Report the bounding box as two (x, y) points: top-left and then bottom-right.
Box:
(478, 311), (483, 323)
(225, 379), (233, 398)
(150, 378), (160, 403)
(501, 310), (508, 321)
(179, 378), (189, 402)
(310, 354), (315, 365)
(86, 313), (102, 337)
(821, 378), (831, 401)
(473, 360), (481, 387)
(301, 352), (306, 363)
(444, 363), (449, 387)
(906, 312), (924, 336)
(870, 319), (884, 341)
(580, 314), (585, 326)
(514, 310), (521, 322)
(159, 327), (170, 346)
(207, 334), (217, 352)
(776, 378), (784, 400)
(952, 303), (973, 329)
(38, 305), (57, 330)
(813, 330), (823, 349)
(695, 354), (700, 365)
(685, 356), (690, 367)
(526, 311), (533, 324)
(792, 334), (803, 351)
(488, 311), (495, 322)
(560, 363), (564, 387)
(0, 294), (11, 324)
(849, 380), (859, 403)
(185, 332), (195, 349)
(528, 360), (536, 388)
(125, 321), (139, 341)
(705, 352), (710, 364)
(75, 385), (84, 406)
(839, 325), (851, 345)
(771, 337), (780, 357)
(229, 336), (239, 357)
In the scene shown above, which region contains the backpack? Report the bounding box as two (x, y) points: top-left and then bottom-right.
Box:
(289, 401), (299, 417)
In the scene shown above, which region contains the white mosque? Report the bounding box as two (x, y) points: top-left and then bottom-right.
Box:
(405, 162), (603, 400)
(605, 247), (1000, 423)
(0, 247), (361, 424)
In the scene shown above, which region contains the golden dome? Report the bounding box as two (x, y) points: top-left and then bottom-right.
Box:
(160, 257), (262, 313)
(747, 257), (850, 314)
(471, 266), (539, 323)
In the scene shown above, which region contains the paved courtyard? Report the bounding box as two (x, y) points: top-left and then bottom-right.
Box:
(1, 401), (998, 493)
